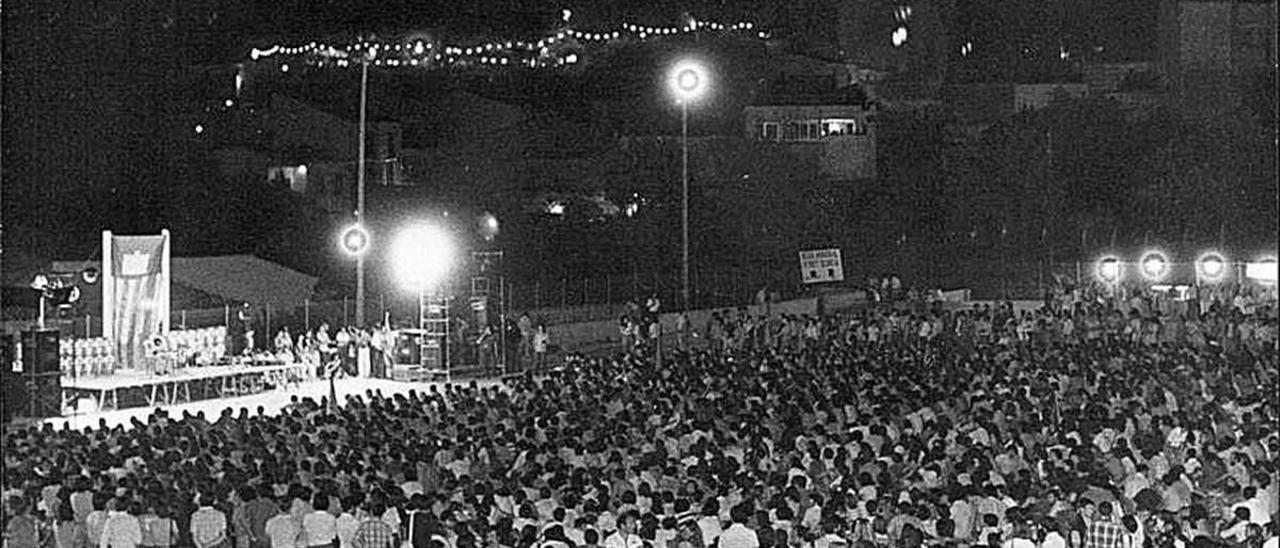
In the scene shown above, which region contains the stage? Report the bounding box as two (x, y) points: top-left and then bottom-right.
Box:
(59, 363), (310, 412)
(36, 376), (502, 431)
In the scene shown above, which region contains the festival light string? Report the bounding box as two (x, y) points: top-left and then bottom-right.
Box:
(247, 18), (768, 69)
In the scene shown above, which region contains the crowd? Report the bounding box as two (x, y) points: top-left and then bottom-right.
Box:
(3, 285), (1277, 548)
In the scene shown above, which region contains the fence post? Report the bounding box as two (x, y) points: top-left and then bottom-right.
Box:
(265, 304), (272, 342)
(86, 314), (91, 338)
(535, 280), (541, 309)
(305, 299), (311, 331)
(224, 305), (230, 328)
(343, 297), (349, 326)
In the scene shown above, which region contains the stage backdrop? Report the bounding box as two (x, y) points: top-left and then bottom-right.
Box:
(102, 230), (171, 371)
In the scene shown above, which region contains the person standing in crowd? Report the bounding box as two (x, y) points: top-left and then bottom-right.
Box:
(518, 313), (534, 369)
(533, 324), (549, 372)
(356, 328), (372, 379)
(603, 511), (642, 548)
(190, 493), (228, 548)
(138, 501), (176, 548)
(349, 501), (395, 548)
(301, 493), (337, 548)
(264, 503), (298, 548)
(5, 496), (44, 548)
(54, 501), (86, 548)
(371, 322), (393, 379)
(100, 499), (143, 548)
(717, 504), (758, 548)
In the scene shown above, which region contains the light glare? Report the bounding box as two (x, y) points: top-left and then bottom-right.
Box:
(1096, 256), (1122, 284)
(1139, 250), (1170, 282)
(668, 59), (709, 103)
(391, 223), (454, 291)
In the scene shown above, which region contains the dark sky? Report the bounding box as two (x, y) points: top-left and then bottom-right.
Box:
(1, 0), (1161, 263)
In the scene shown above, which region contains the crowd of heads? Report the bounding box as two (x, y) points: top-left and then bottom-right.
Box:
(3, 285), (1278, 548)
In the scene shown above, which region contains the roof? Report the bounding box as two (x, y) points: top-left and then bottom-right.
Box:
(171, 255), (318, 309)
(50, 254), (318, 311)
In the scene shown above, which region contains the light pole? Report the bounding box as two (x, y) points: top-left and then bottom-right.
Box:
(336, 223), (369, 413)
(668, 60), (709, 312)
(356, 46), (373, 327)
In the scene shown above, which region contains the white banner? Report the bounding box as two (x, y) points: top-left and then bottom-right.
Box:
(799, 248), (844, 284)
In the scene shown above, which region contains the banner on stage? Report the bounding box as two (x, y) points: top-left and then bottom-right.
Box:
(799, 248), (844, 284)
(103, 230), (171, 371)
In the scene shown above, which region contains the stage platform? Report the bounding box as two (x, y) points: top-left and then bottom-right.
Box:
(30, 377), (503, 431)
(60, 363), (310, 412)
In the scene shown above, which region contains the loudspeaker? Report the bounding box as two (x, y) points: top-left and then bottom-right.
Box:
(1, 335), (22, 424)
(21, 329), (61, 375)
(23, 373), (61, 418)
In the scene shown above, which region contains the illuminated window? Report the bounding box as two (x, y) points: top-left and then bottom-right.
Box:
(821, 119), (863, 136)
(760, 122), (779, 141)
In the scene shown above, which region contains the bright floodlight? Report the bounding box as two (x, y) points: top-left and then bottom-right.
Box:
(480, 213), (500, 241)
(1139, 250), (1170, 282)
(668, 60), (709, 103)
(1095, 256), (1122, 284)
(1197, 252), (1227, 282)
(391, 223), (454, 291)
(339, 223), (370, 257)
(1246, 257), (1278, 284)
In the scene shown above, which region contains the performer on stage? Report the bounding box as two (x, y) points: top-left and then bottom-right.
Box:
(143, 333), (170, 375)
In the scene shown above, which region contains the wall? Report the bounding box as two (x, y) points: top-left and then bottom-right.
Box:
(1013, 84), (1091, 112)
(742, 105), (877, 180)
(546, 294), (829, 353)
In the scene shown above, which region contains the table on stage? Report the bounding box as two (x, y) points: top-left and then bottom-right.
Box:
(61, 363), (308, 412)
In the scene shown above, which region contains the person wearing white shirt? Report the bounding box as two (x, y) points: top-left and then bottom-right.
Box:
(99, 500), (142, 548)
(1232, 487), (1273, 527)
(302, 494), (338, 548)
(603, 511), (644, 548)
(696, 501), (723, 547)
(718, 504), (759, 548)
(265, 507), (301, 548)
(336, 498), (363, 548)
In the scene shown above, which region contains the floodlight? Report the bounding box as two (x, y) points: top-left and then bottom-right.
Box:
(480, 213), (500, 241)
(339, 224), (370, 257)
(391, 222), (454, 291)
(668, 59), (709, 103)
(1095, 256), (1122, 284)
(1196, 252), (1228, 283)
(1139, 250), (1170, 282)
(1246, 257), (1278, 284)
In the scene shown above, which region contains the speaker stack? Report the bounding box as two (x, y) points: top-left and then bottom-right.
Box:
(20, 329), (62, 418)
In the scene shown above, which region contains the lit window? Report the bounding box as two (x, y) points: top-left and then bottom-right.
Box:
(821, 119), (867, 136)
(760, 122), (779, 141)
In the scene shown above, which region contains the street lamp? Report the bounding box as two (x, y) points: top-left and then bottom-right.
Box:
(1095, 256), (1123, 285)
(355, 45), (376, 328)
(339, 223), (370, 257)
(1196, 251), (1228, 284)
(667, 59), (709, 312)
(1139, 250), (1170, 283)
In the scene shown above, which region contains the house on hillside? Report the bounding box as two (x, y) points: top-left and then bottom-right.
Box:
(743, 79), (878, 180)
(211, 94), (405, 214)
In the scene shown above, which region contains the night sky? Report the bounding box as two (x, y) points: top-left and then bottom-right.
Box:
(2, 0), (1166, 268)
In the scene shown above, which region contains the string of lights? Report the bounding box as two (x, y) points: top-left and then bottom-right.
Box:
(247, 17), (767, 70)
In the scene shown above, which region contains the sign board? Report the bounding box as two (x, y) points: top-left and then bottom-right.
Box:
(799, 248), (844, 284)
